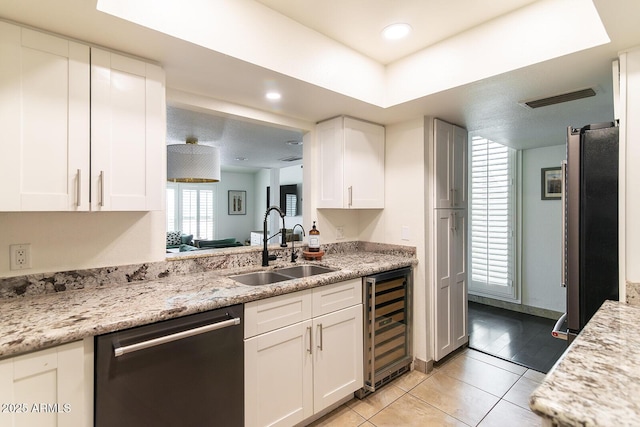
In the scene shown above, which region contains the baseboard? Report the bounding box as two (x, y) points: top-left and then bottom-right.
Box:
(468, 294), (563, 320)
(413, 358), (430, 374)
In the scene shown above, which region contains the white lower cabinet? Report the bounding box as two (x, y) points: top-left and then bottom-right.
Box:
(0, 339), (93, 427)
(245, 279), (363, 427)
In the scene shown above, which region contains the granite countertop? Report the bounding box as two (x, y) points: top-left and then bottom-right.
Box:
(0, 251), (415, 359)
(529, 300), (640, 426)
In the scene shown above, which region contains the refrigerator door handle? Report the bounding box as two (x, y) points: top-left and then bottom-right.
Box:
(551, 313), (568, 340)
(560, 160), (567, 288)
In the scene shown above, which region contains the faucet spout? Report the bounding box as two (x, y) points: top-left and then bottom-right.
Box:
(262, 206), (287, 267)
(290, 224), (306, 263)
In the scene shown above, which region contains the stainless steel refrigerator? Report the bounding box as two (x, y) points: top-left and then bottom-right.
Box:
(552, 122), (619, 343)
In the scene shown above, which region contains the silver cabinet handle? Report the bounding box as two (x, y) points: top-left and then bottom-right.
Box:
(113, 317), (241, 357)
(348, 186), (353, 207)
(76, 169), (82, 207)
(99, 171), (105, 207)
(560, 160), (567, 287)
(306, 326), (312, 354)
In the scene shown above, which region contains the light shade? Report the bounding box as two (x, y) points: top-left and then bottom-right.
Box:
(167, 141), (220, 183)
(382, 23), (412, 40)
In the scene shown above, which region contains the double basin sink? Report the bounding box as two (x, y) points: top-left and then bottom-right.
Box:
(231, 265), (336, 286)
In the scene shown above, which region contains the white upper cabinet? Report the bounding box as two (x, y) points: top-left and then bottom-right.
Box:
(0, 22), (90, 211)
(434, 119), (467, 209)
(317, 116), (385, 209)
(0, 22), (165, 212)
(91, 49), (165, 211)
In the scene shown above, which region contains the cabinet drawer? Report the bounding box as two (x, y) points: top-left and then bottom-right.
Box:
(245, 290), (312, 338)
(312, 279), (362, 317)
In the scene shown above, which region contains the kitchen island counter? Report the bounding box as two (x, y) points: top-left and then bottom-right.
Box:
(0, 247), (415, 359)
(529, 300), (640, 426)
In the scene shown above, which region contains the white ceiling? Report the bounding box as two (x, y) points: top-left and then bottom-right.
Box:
(255, 0), (539, 64)
(2, 0), (640, 169)
(167, 106), (303, 172)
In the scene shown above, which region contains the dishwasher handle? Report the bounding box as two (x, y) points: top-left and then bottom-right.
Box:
(114, 316), (241, 357)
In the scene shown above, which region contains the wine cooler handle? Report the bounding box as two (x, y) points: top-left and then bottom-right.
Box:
(364, 277), (376, 392)
(560, 160), (567, 288)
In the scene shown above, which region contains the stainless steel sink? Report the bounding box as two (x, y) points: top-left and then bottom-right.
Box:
(230, 271), (292, 286)
(275, 265), (336, 278)
(230, 265), (336, 286)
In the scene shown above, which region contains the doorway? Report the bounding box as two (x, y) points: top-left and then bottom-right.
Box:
(468, 301), (566, 373)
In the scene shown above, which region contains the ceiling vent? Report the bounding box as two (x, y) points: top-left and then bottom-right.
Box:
(279, 155), (303, 162)
(522, 88), (596, 109)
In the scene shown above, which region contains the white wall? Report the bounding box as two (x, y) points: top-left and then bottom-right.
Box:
(216, 171), (257, 244)
(280, 165), (303, 230)
(521, 144), (567, 312)
(0, 211), (166, 277)
(621, 47), (640, 287)
(360, 118), (429, 364)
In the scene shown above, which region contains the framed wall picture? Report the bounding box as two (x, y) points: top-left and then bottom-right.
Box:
(541, 167), (562, 200)
(228, 190), (246, 215)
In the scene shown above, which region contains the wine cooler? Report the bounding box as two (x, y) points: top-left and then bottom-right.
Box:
(356, 266), (412, 399)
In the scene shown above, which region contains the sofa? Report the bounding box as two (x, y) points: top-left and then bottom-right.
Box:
(166, 231), (244, 252)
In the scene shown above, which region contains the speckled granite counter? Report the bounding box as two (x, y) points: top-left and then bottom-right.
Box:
(529, 300), (640, 426)
(0, 248), (415, 359)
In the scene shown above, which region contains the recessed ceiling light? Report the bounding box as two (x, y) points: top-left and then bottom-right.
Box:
(265, 91), (282, 101)
(235, 157), (247, 161)
(382, 23), (412, 40)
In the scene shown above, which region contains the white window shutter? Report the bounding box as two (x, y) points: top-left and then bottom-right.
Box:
(470, 137), (516, 298)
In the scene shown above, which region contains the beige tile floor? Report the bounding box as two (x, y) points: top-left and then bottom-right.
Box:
(308, 348), (546, 427)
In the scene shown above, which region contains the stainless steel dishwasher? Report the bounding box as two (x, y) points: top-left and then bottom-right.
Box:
(95, 304), (243, 427)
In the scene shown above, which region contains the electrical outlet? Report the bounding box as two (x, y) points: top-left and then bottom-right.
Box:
(336, 226), (345, 240)
(401, 226), (410, 241)
(10, 244), (31, 270)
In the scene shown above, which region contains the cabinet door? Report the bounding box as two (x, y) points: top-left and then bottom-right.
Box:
(344, 117), (385, 208)
(434, 119), (468, 209)
(316, 117), (344, 208)
(245, 289), (312, 338)
(434, 210), (468, 361)
(0, 22), (90, 211)
(312, 278), (362, 317)
(434, 119), (453, 209)
(0, 340), (92, 427)
(91, 48), (165, 211)
(452, 126), (468, 209)
(313, 305), (363, 413)
(451, 211), (468, 349)
(245, 320), (313, 427)
(434, 210), (454, 361)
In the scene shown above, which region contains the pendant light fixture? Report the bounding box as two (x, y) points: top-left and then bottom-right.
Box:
(167, 137), (221, 183)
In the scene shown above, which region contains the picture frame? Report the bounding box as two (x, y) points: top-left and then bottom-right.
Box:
(228, 190), (246, 215)
(541, 167), (562, 200)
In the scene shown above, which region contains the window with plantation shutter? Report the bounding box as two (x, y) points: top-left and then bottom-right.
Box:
(166, 183), (216, 240)
(469, 136), (517, 300)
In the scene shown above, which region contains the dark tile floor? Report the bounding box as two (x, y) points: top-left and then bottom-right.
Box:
(468, 301), (568, 373)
